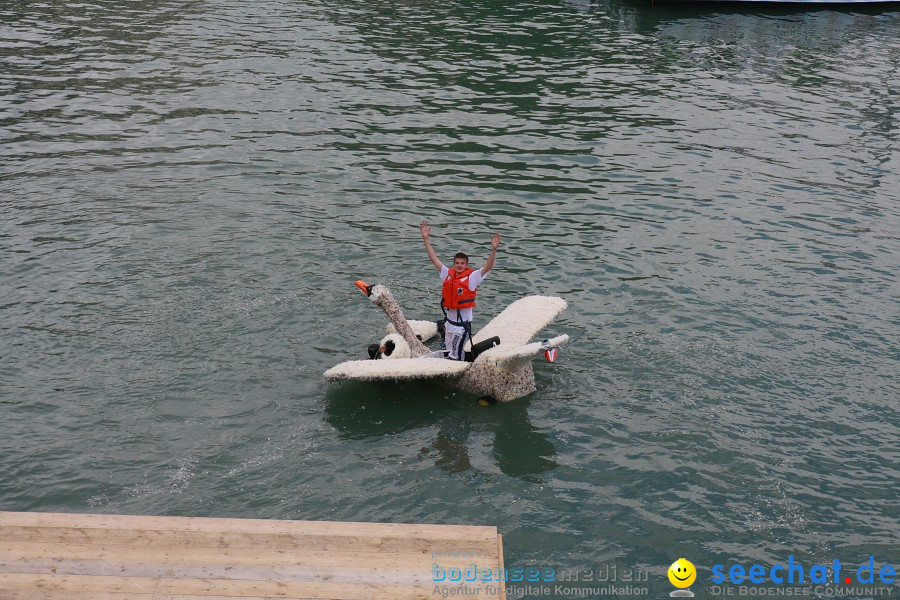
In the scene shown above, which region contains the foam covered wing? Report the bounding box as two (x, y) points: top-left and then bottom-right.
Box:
(476, 334), (569, 371)
(386, 320), (439, 342)
(324, 358), (470, 381)
(473, 296), (567, 347)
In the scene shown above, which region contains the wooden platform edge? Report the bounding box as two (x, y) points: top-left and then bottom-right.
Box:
(0, 511), (508, 600)
(0, 511), (498, 541)
(497, 533), (507, 600)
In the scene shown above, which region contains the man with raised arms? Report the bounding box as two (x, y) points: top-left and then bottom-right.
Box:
(420, 220), (500, 361)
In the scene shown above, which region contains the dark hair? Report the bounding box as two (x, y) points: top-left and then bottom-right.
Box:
(453, 252), (469, 263)
(367, 339), (396, 359)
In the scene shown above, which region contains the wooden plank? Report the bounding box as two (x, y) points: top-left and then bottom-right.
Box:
(0, 526), (499, 555)
(0, 594), (317, 600)
(0, 543), (497, 570)
(0, 512), (497, 543)
(0, 512), (505, 599)
(0, 558), (464, 585)
(0, 573), (491, 599)
(497, 534), (507, 600)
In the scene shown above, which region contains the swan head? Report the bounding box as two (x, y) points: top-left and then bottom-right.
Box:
(354, 280), (393, 306)
(354, 280), (374, 297)
(374, 333), (410, 359)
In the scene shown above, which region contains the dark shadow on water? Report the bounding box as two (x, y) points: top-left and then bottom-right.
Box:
(491, 404), (558, 479)
(324, 382), (557, 481)
(594, 0), (900, 33)
(639, 3), (900, 28)
(324, 380), (451, 438)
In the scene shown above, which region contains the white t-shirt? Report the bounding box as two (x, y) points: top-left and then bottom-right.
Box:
(439, 265), (485, 328)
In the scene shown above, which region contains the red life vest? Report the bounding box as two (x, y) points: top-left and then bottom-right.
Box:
(442, 267), (477, 310)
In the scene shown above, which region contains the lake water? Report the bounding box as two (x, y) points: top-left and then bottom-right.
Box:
(1, 0), (898, 598)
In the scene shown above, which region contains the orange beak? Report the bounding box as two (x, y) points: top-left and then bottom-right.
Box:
(354, 280), (373, 296)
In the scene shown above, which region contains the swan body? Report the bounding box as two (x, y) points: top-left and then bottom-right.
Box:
(324, 282), (569, 402)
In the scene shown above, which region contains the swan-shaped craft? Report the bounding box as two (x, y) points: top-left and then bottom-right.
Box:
(324, 281), (569, 403)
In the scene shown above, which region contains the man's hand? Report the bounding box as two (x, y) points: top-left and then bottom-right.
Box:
(483, 232), (500, 275)
(421, 220), (441, 269)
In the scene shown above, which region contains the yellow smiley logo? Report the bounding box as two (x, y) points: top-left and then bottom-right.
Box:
(668, 558), (696, 588)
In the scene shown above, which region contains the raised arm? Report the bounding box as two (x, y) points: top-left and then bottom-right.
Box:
(482, 232), (500, 275)
(420, 220), (442, 270)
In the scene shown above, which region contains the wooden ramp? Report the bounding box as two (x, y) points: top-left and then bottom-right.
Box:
(0, 511), (506, 600)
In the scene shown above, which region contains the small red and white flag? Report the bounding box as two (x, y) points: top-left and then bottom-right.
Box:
(544, 347), (558, 363)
